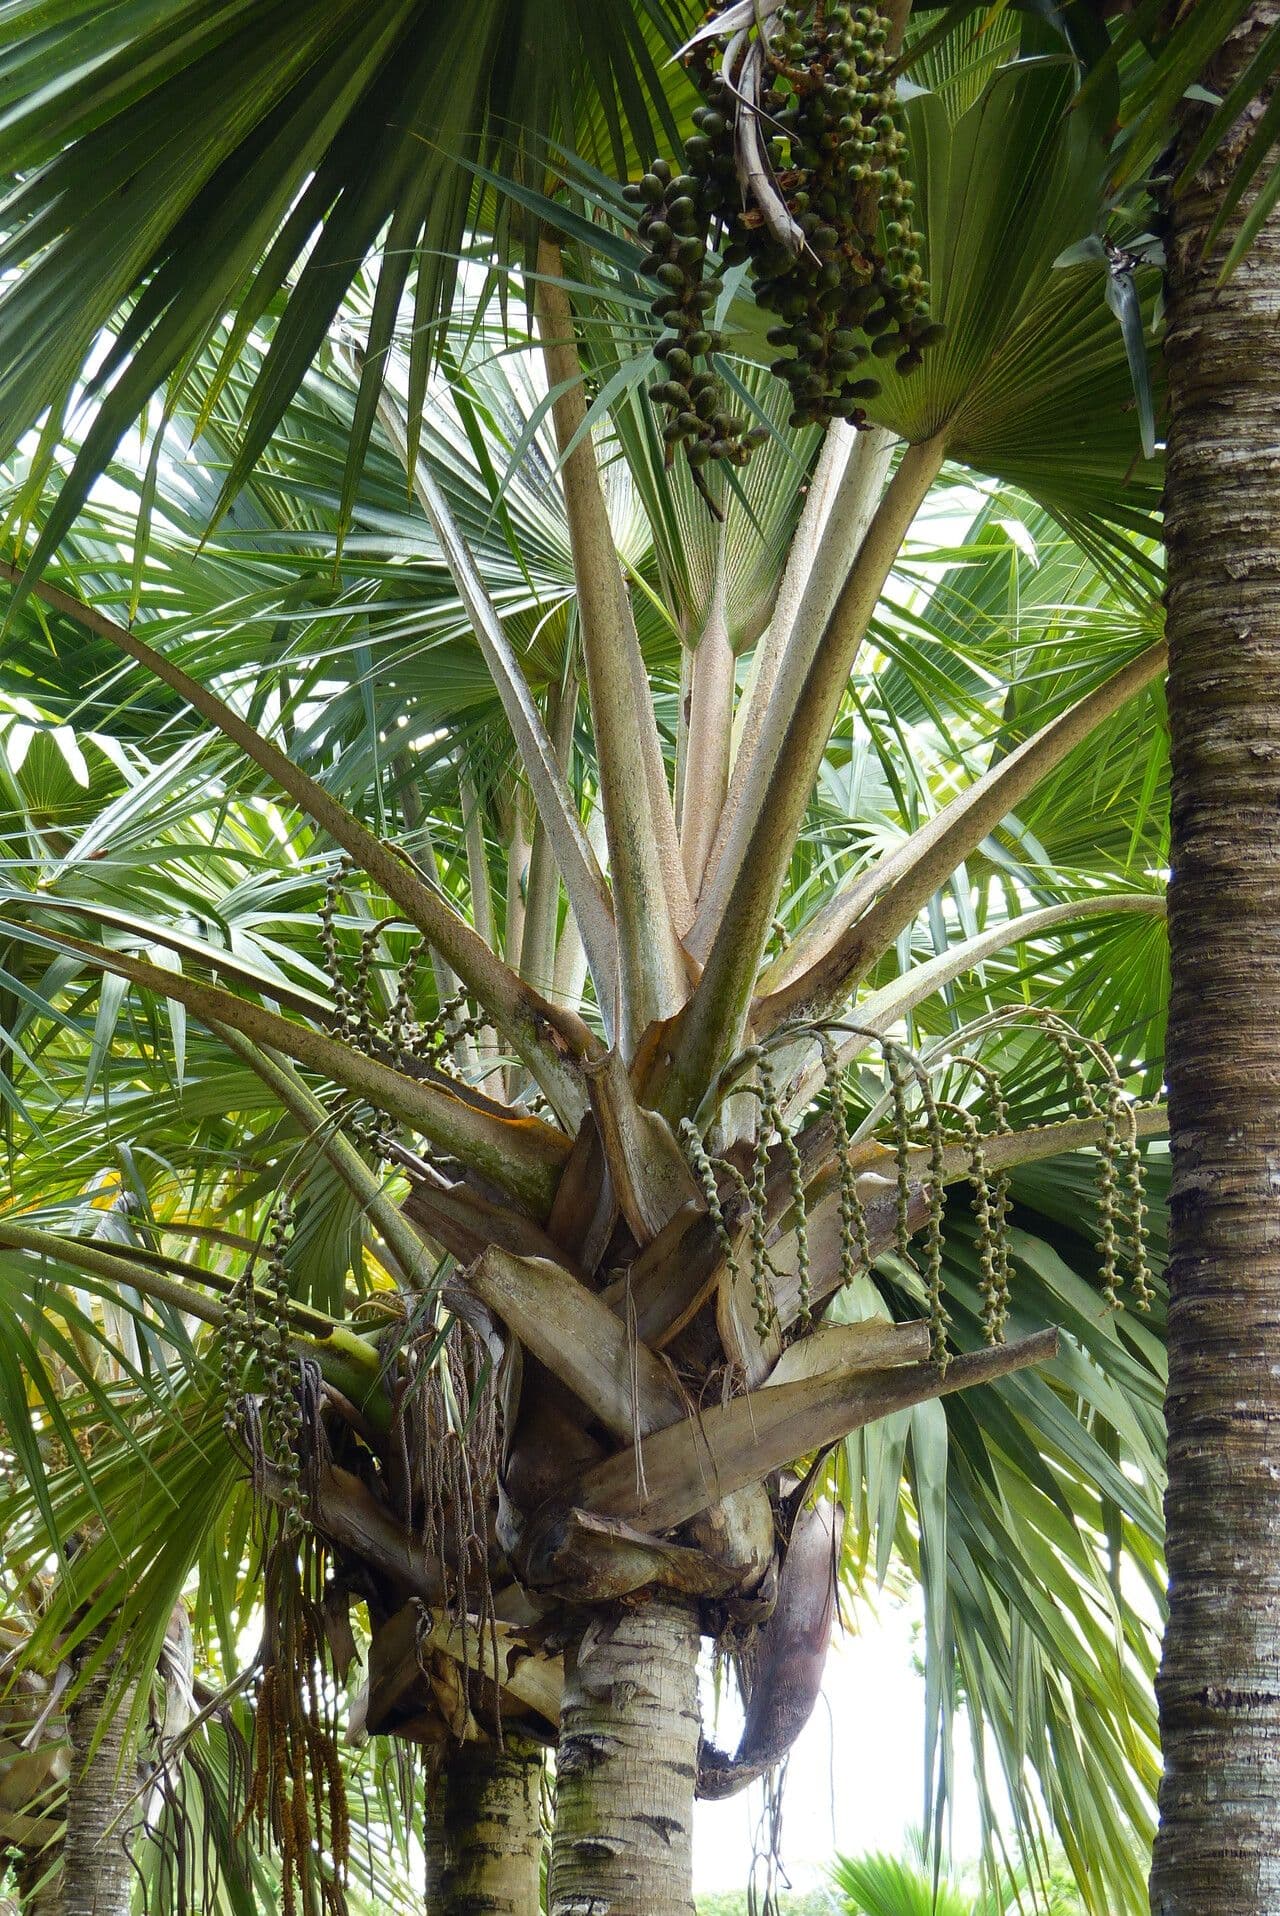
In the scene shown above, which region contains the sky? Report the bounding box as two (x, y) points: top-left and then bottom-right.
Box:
(694, 1587), (994, 1895)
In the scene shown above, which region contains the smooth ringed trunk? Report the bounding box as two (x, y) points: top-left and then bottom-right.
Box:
(1151, 11), (1280, 1912)
(61, 1656), (138, 1916)
(549, 1596), (700, 1916)
(427, 1737), (544, 1916)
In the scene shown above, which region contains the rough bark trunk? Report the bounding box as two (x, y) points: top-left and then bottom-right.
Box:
(429, 1737), (544, 1916)
(549, 1596), (700, 1916)
(61, 1655), (138, 1916)
(1151, 10), (1280, 1912)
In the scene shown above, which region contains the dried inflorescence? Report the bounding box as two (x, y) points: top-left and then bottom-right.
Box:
(243, 1543), (350, 1916)
(141, 1699), (257, 1916)
(624, 0), (942, 485)
(392, 1313), (502, 1726)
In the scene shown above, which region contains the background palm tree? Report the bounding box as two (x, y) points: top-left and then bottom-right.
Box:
(11, 0), (1274, 1909)
(1150, 13), (1280, 1914)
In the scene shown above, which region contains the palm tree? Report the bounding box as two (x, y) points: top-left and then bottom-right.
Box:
(0, 1357), (278, 1916)
(13, 2), (1268, 1910)
(0, 200), (1170, 1916)
(1149, 14), (1280, 1916)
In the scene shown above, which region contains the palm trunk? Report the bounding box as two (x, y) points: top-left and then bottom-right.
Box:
(62, 1656), (138, 1916)
(549, 1597), (700, 1916)
(1151, 13), (1280, 1912)
(427, 1738), (544, 1916)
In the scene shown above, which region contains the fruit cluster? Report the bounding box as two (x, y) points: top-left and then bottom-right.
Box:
(623, 1), (944, 479)
(630, 158), (766, 469)
(748, 3), (942, 414)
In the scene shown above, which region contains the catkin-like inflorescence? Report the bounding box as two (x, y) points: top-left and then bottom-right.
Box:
(386, 934), (428, 1065)
(747, 1061), (782, 1340)
(884, 1041), (916, 1265)
(1030, 1010), (1152, 1312)
(708, 1005), (1152, 1381)
(221, 1274), (249, 1445)
(222, 1250), (275, 1464)
(351, 919), (387, 1052)
(1120, 1100), (1153, 1310)
(954, 1058), (1014, 1333)
(940, 1105), (1006, 1347)
(318, 854), (355, 1032)
(819, 1034), (874, 1288)
(1096, 1093), (1124, 1309)
(679, 1115), (776, 1339)
(264, 1196), (305, 1533)
(758, 1050), (812, 1323)
(967, 1006), (1154, 1313)
(680, 1118), (744, 1294)
(893, 1045), (950, 1370)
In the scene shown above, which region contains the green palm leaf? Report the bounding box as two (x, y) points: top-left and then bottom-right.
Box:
(0, 0), (698, 581)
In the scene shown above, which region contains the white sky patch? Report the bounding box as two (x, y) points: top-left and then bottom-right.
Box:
(694, 1590), (1001, 1893)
